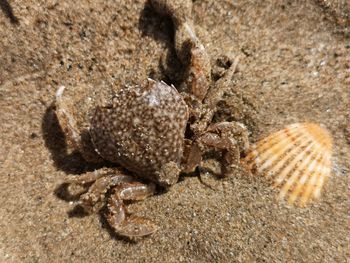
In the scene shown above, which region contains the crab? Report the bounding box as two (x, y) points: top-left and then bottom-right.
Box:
(54, 0), (250, 238)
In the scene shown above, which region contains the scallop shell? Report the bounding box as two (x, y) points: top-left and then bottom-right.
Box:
(244, 123), (333, 206)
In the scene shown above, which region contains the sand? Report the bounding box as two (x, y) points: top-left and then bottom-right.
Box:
(1, 0), (349, 262)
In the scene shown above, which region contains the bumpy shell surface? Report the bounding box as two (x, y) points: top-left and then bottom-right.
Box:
(245, 123), (333, 206)
(90, 79), (189, 186)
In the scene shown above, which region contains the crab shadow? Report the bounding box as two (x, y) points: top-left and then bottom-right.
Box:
(138, 0), (190, 87)
(0, 0), (19, 24)
(42, 105), (106, 202)
(42, 105), (103, 175)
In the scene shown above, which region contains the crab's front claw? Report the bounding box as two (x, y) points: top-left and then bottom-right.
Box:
(54, 85), (104, 163)
(107, 182), (157, 238)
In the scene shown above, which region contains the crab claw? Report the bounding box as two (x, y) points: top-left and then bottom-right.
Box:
(54, 85), (104, 163)
(106, 182), (157, 238)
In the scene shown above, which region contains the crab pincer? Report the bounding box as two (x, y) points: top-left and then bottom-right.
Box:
(107, 182), (157, 237)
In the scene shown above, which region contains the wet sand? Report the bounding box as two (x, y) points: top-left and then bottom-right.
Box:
(0, 0), (349, 262)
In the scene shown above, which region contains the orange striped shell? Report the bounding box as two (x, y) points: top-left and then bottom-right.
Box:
(244, 123), (333, 206)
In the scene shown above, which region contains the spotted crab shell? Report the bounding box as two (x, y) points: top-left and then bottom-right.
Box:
(244, 123), (333, 206)
(90, 79), (189, 187)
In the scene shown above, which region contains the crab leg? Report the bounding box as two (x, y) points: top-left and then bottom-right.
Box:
(184, 23), (211, 101)
(191, 56), (240, 135)
(80, 174), (134, 213)
(197, 121), (249, 176)
(204, 56), (240, 109)
(67, 168), (132, 185)
(67, 168), (134, 213)
(182, 140), (202, 173)
(55, 86), (82, 150)
(66, 169), (109, 184)
(107, 182), (157, 238)
(205, 122), (250, 154)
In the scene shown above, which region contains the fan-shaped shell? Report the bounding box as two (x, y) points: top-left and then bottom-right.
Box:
(244, 123), (333, 206)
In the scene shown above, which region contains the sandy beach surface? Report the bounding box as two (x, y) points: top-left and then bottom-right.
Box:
(1, 0), (349, 262)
